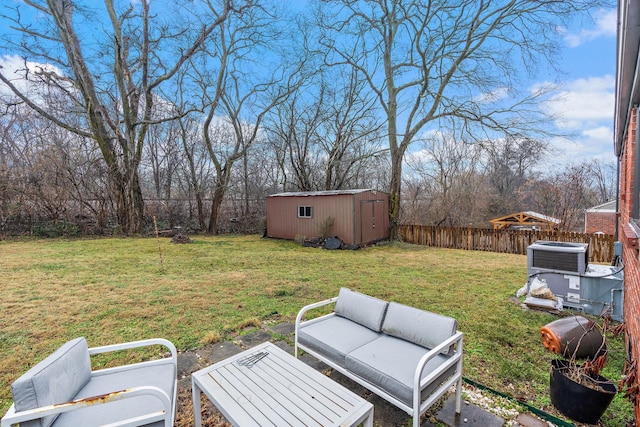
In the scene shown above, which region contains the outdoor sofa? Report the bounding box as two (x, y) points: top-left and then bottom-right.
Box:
(1, 337), (177, 427)
(295, 288), (463, 427)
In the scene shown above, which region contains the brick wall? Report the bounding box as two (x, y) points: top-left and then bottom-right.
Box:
(585, 212), (616, 234)
(619, 107), (640, 419)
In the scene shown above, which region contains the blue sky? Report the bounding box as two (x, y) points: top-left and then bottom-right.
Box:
(542, 8), (617, 166)
(0, 2), (618, 168)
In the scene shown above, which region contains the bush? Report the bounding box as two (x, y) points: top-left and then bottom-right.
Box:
(33, 221), (79, 238)
(317, 216), (335, 238)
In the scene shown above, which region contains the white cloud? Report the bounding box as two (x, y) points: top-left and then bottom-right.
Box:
(546, 132), (616, 167)
(562, 9), (617, 48)
(544, 75), (614, 129)
(540, 75), (616, 165)
(405, 148), (432, 165)
(0, 54), (68, 98)
(1, 54), (53, 77)
(583, 126), (612, 141)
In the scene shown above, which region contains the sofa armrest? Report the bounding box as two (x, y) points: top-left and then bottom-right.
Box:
(1, 386), (173, 427)
(294, 296), (338, 357)
(412, 331), (464, 410)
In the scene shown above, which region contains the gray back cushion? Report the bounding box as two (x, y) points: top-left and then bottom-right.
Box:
(334, 288), (388, 332)
(11, 337), (92, 427)
(382, 302), (457, 349)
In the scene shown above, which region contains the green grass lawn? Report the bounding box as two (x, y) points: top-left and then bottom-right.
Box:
(0, 235), (634, 425)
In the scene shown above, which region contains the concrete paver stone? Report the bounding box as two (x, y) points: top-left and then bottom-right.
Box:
(435, 394), (505, 427)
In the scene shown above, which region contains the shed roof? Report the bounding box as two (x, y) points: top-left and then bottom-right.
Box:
(586, 200), (617, 213)
(268, 189), (382, 198)
(489, 211), (561, 230)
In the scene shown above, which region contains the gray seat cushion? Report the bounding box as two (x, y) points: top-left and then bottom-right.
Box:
(345, 335), (456, 406)
(298, 315), (381, 367)
(382, 302), (457, 351)
(11, 337), (91, 427)
(51, 360), (176, 426)
(334, 288), (389, 332)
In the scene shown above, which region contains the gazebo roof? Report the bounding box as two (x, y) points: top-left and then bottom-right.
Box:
(489, 211), (561, 230)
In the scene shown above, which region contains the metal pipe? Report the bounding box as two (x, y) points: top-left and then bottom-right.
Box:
(615, 153), (620, 242)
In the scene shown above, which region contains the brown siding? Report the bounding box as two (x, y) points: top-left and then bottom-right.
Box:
(266, 190), (389, 245)
(353, 191), (389, 244)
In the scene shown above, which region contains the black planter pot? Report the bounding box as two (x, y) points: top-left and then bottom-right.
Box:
(550, 359), (617, 424)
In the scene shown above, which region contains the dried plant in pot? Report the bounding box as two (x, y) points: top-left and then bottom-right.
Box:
(540, 311), (619, 424)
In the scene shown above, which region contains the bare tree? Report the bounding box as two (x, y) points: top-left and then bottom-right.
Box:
(268, 90), (325, 191)
(318, 68), (387, 190)
(186, 1), (305, 234)
(405, 132), (486, 226)
(145, 118), (182, 202)
(0, 101), (110, 234)
(0, 0), (235, 234)
(528, 163), (599, 231)
(586, 159), (617, 203)
(176, 114), (212, 232)
(315, 0), (599, 239)
(141, 107), (186, 228)
(266, 66), (386, 192)
(203, 75), (299, 234)
(0, 110), (20, 234)
(482, 136), (548, 216)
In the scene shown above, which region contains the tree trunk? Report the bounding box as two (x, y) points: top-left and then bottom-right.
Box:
(388, 154), (402, 240)
(195, 192), (206, 232)
(208, 185), (226, 235)
(243, 148), (250, 216)
(111, 168), (145, 234)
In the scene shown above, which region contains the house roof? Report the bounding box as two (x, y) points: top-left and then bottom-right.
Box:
(586, 200), (617, 213)
(267, 189), (383, 197)
(489, 211), (561, 230)
(615, 1), (640, 156)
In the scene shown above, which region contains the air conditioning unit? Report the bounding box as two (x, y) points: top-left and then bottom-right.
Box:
(527, 241), (623, 321)
(528, 241), (588, 274)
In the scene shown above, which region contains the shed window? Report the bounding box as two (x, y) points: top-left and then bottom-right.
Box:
(298, 206), (313, 218)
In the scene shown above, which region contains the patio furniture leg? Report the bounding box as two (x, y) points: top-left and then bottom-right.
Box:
(364, 412), (373, 427)
(456, 376), (462, 413)
(193, 382), (202, 427)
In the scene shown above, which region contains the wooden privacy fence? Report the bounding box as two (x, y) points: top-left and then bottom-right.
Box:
(398, 224), (616, 264)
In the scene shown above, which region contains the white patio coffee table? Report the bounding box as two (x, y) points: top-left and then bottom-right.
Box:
(192, 341), (374, 427)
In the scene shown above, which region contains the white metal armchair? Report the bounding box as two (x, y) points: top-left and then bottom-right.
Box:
(1, 337), (177, 427)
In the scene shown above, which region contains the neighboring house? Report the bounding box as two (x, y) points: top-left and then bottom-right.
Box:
(489, 211), (561, 231)
(265, 189), (389, 246)
(584, 200), (617, 235)
(615, 1), (640, 420)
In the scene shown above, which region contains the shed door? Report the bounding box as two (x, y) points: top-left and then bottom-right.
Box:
(360, 200), (386, 243)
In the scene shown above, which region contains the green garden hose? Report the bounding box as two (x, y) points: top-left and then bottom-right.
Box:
(462, 377), (575, 427)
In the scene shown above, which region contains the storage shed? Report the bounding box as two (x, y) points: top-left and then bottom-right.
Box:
(266, 189), (389, 246)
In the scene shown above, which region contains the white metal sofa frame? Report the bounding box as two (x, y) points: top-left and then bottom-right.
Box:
(295, 293), (463, 427)
(2, 338), (177, 427)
